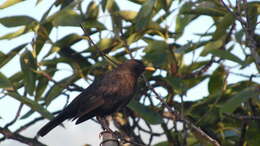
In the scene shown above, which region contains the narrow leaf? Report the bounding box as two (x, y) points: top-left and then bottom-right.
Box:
(34, 22), (53, 55)
(128, 100), (163, 124)
(45, 74), (79, 105)
(0, 72), (12, 88)
(20, 109), (35, 119)
(0, 43), (27, 68)
(7, 92), (53, 119)
(208, 66), (226, 94)
(208, 49), (244, 65)
(85, 1), (99, 19)
(35, 65), (57, 101)
(135, 0), (156, 31)
(49, 9), (84, 26)
(0, 0), (24, 9)
(213, 13), (235, 40)
(20, 50), (37, 96)
(117, 10), (138, 21)
(82, 20), (106, 30)
(175, 2), (197, 39)
(200, 38), (224, 56)
(220, 87), (260, 114)
(0, 26), (27, 40)
(0, 16), (36, 27)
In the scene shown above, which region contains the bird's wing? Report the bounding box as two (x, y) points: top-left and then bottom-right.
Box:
(71, 93), (105, 121)
(73, 72), (122, 121)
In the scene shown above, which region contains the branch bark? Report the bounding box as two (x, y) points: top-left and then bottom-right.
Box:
(0, 127), (46, 146)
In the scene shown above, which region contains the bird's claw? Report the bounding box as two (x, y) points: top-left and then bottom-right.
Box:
(99, 130), (113, 139)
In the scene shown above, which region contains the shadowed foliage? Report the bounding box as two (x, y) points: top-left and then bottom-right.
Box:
(0, 0), (260, 145)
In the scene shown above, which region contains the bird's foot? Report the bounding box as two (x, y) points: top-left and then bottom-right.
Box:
(99, 130), (120, 146)
(99, 129), (113, 138)
(99, 129), (122, 139)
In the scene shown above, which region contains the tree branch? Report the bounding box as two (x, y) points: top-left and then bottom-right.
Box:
(0, 127), (46, 146)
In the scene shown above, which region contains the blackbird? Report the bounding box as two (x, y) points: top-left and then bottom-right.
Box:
(37, 59), (155, 137)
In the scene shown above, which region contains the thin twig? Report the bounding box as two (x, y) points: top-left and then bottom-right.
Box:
(15, 110), (61, 134)
(0, 127), (46, 146)
(4, 103), (23, 128)
(80, 24), (118, 67)
(142, 75), (220, 146)
(220, 0), (260, 70)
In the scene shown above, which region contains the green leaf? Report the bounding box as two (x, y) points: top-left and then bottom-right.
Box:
(183, 8), (225, 16)
(247, 122), (260, 145)
(35, 65), (57, 101)
(101, 0), (114, 11)
(49, 9), (84, 26)
(82, 20), (106, 30)
(0, 43), (27, 68)
(93, 38), (117, 51)
(135, 0), (156, 31)
(183, 1), (226, 17)
(45, 74), (79, 105)
(7, 92), (53, 119)
(175, 2), (197, 39)
(0, 26), (27, 40)
(200, 38), (224, 56)
(85, 1), (99, 19)
(55, 33), (82, 48)
(39, 57), (70, 66)
(0, 0), (24, 9)
(235, 29), (244, 43)
(128, 100), (163, 124)
(126, 32), (142, 45)
(165, 76), (185, 94)
(184, 75), (208, 90)
(143, 39), (169, 67)
(247, 3), (258, 30)
(34, 22), (53, 55)
(45, 84), (64, 105)
(9, 72), (23, 89)
(0, 72), (12, 88)
(155, 0), (173, 11)
(44, 33), (82, 58)
(36, 0), (43, 5)
(20, 50), (37, 96)
(209, 49), (244, 65)
(181, 61), (209, 73)
(208, 66), (226, 95)
(213, 13), (235, 40)
(0, 16), (36, 27)
(117, 10), (138, 21)
(220, 87), (260, 114)
(20, 109), (35, 119)
(174, 42), (192, 54)
(107, 1), (121, 35)
(128, 0), (146, 4)
(154, 141), (169, 146)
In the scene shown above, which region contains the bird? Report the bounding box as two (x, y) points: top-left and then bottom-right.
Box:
(37, 59), (155, 137)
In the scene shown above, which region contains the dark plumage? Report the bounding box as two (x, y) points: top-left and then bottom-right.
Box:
(37, 59), (154, 137)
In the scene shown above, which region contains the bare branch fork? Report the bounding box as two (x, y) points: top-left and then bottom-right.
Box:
(80, 24), (220, 146)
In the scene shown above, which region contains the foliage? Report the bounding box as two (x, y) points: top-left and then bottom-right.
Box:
(0, 0), (260, 145)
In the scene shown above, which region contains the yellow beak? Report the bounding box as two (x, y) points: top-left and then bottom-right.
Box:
(145, 67), (155, 71)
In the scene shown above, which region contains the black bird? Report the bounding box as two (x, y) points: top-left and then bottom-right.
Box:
(37, 59), (155, 137)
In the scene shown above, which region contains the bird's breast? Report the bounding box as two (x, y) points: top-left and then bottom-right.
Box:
(98, 72), (137, 113)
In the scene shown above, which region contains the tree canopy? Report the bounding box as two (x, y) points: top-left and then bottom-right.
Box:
(0, 0), (260, 145)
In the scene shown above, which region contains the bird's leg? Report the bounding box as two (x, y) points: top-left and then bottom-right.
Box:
(97, 116), (113, 133)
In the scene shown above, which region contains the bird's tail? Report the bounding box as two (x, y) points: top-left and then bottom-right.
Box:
(37, 113), (67, 137)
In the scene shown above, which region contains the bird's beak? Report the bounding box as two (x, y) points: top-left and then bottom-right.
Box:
(145, 67), (155, 72)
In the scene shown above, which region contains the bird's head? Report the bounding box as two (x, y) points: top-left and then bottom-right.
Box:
(120, 59), (155, 77)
